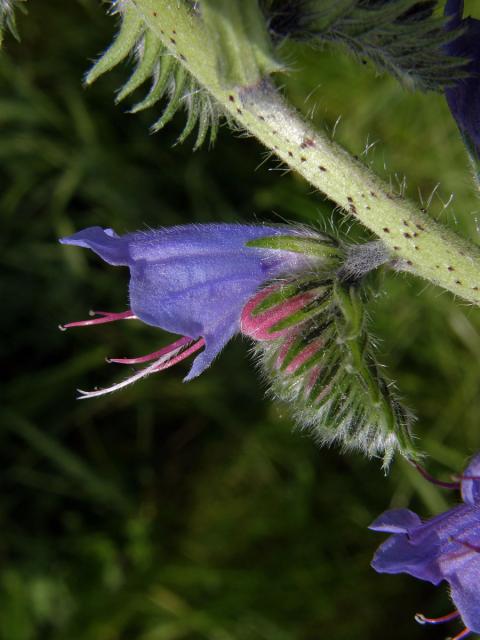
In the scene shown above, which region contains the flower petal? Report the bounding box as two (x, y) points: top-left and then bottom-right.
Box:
(59, 226), (130, 266)
(371, 530), (443, 585)
(461, 452), (480, 505)
(444, 0), (480, 158)
(448, 554), (480, 633)
(125, 225), (313, 378)
(369, 508), (422, 533)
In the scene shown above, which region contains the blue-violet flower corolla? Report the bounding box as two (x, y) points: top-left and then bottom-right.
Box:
(370, 453), (480, 640)
(445, 0), (480, 160)
(59, 224), (319, 397)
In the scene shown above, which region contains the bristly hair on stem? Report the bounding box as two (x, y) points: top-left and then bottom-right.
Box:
(84, 1), (220, 149)
(261, 0), (467, 91)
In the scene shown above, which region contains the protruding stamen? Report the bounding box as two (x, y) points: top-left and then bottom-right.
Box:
(412, 461), (460, 490)
(457, 474), (480, 482)
(153, 338), (205, 372)
(415, 611), (460, 625)
(77, 337), (205, 399)
(107, 336), (192, 364)
(449, 628), (472, 640)
(59, 310), (136, 330)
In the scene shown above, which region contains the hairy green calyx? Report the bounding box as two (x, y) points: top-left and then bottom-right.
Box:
(242, 235), (417, 467)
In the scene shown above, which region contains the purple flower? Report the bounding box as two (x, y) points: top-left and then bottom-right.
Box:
(445, 0), (480, 161)
(370, 453), (480, 639)
(59, 224), (320, 397)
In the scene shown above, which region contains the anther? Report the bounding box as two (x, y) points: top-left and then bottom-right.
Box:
(415, 611), (459, 625)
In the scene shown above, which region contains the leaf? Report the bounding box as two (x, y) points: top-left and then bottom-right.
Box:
(263, 0), (467, 92)
(85, 0), (219, 148)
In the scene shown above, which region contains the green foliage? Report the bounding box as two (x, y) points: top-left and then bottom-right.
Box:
(0, 0), (26, 45)
(201, 0), (282, 87)
(264, 0), (466, 91)
(85, 1), (219, 148)
(2, 1), (480, 639)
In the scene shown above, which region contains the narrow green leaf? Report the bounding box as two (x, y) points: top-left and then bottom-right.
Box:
(151, 65), (187, 132)
(85, 4), (144, 85)
(116, 29), (163, 103)
(129, 55), (174, 114)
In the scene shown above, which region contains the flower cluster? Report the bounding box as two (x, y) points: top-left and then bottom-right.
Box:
(371, 454), (480, 640)
(60, 223), (414, 463)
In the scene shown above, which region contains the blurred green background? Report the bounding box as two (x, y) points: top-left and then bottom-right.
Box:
(2, 1), (480, 638)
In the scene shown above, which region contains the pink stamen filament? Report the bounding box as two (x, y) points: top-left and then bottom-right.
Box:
(153, 338), (205, 372)
(59, 310), (136, 330)
(412, 462), (460, 490)
(451, 629), (472, 640)
(77, 337), (205, 399)
(415, 611), (460, 625)
(107, 336), (193, 364)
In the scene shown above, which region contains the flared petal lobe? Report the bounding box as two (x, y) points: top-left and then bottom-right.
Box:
(60, 224), (314, 379)
(369, 508), (422, 534)
(59, 226), (130, 266)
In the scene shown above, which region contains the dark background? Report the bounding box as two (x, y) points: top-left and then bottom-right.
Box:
(2, 1), (480, 638)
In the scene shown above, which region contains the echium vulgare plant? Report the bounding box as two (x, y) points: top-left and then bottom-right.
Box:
(47, 0), (480, 466)
(3, 0), (480, 637)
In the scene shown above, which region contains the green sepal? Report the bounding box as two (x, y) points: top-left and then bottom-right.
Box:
(202, 0), (283, 88)
(268, 292), (331, 334)
(279, 321), (335, 373)
(333, 282), (364, 341)
(85, 4), (144, 86)
(251, 279), (331, 316)
(129, 55), (175, 114)
(115, 30), (163, 103)
(246, 234), (341, 260)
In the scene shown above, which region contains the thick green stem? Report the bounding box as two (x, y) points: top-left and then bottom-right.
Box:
(131, 0), (480, 305)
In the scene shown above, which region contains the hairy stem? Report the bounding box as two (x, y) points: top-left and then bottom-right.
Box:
(131, 0), (480, 305)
